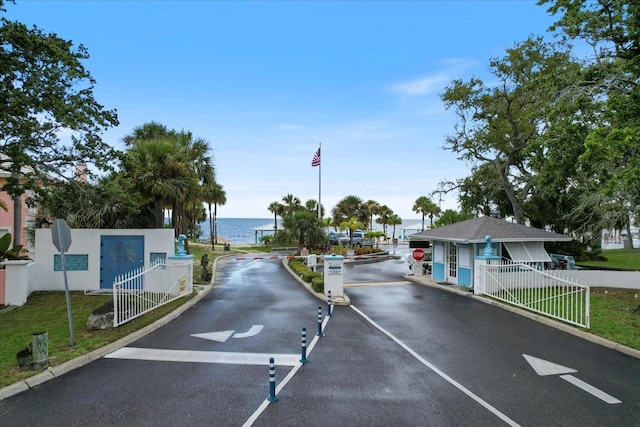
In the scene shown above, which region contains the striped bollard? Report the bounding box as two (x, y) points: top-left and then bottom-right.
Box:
(327, 290), (332, 317)
(316, 306), (324, 336)
(267, 357), (278, 402)
(300, 327), (308, 363)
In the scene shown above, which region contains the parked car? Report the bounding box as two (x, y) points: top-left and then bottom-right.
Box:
(328, 232), (350, 246)
(352, 230), (365, 247)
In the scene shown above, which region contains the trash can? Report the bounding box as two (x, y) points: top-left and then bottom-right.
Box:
(31, 331), (49, 369)
(224, 243), (230, 251)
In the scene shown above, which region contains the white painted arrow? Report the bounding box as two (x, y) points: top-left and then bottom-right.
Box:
(523, 354), (621, 404)
(191, 330), (235, 342)
(523, 354), (577, 376)
(232, 324), (263, 339)
(191, 325), (264, 343)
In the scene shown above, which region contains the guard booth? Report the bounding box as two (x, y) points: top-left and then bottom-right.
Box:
(323, 255), (344, 297)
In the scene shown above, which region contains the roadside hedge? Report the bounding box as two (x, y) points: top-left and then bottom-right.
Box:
(288, 258), (324, 293)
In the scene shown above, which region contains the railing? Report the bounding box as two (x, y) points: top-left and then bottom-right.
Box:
(478, 259), (590, 329)
(113, 261), (193, 327)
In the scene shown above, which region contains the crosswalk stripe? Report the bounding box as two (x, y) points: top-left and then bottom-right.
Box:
(105, 347), (299, 366)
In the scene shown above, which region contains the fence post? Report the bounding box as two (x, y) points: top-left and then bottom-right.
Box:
(267, 357), (278, 402)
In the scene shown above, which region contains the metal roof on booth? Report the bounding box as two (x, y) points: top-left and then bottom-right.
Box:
(409, 216), (571, 244)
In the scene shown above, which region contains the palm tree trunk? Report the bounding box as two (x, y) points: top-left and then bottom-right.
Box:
(214, 203), (218, 245)
(208, 202), (213, 250)
(12, 193), (21, 249)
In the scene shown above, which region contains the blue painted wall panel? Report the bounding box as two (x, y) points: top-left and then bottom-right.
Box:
(433, 262), (445, 281)
(458, 267), (472, 288)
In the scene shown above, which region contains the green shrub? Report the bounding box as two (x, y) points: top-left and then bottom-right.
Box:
(311, 276), (324, 293)
(287, 259), (324, 291)
(301, 271), (321, 283)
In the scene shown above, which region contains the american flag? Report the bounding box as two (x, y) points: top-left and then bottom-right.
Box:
(311, 148), (320, 167)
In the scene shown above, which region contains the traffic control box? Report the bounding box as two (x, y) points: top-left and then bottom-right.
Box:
(323, 255), (344, 297)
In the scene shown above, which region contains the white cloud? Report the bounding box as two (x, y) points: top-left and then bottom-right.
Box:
(390, 74), (450, 97)
(389, 58), (478, 98)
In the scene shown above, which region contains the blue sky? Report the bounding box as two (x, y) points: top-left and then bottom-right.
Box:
(6, 1), (558, 219)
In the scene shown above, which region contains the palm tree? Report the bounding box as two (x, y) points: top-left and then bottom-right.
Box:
(413, 196), (441, 231)
(388, 213), (403, 241)
(375, 205), (393, 240)
(122, 121), (175, 146)
(281, 194), (302, 216)
(331, 195), (366, 229)
(173, 130), (215, 244)
(282, 210), (326, 249)
(124, 138), (195, 228)
(268, 201), (283, 233)
(339, 217), (364, 248)
(202, 182), (226, 246)
(304, 199), (324, 218)
(363, 199), (380, 231)
(322, 217), (333, 232)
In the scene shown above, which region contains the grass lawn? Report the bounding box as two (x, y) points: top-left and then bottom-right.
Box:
(578, 248), (640, 270)
(2, 244), (639, 390)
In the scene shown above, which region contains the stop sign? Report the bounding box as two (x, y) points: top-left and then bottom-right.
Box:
(412, 248), (425, 261)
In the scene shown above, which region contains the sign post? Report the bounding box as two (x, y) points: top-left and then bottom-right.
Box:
(412, 248), (426, 277)
(52, 219), (75, 347)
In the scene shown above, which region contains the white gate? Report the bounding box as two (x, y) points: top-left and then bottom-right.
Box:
(113, 261), (193, 327)
(477, 259), (590, 329)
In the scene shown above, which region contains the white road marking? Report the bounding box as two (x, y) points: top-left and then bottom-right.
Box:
(523, 354), (577, 376)
(233, 325), (264, 338)
(523, 354), (621, 404)
(344, 281), (412, 287)
(350, 305), (521, 427)
(560, 375), (622, 404)
(105, 347), (299, 366)
(191, 330), (235, 342)
(191, 325), (265, 342)
(243, 315), (330, 427)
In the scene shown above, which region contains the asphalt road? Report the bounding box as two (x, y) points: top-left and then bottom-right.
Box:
(1, 252), (639, 426)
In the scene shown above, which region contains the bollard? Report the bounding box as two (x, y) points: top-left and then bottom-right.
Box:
(300, 327), (308, 363)
(316, 306), (324, 337)
(327, 290), (332, 317)
(267, 357), (279, 402)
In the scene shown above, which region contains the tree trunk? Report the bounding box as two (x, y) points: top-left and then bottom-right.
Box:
(12, 193), (21, 249)
(214, 203), (218, 245)
(154, 197), (164, 228)
(208, 202), (213, 250)
(495, 160), (526, 224)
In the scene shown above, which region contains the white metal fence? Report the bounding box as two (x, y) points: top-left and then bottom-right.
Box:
(113, 261), (193, 327)
(477, 259), (590, 329)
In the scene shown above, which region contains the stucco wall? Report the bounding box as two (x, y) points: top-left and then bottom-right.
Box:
(32, 228), (175, 292)
(548, 270), (640, 289)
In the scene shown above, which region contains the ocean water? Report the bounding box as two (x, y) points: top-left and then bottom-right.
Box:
(197, 218), (428, 245)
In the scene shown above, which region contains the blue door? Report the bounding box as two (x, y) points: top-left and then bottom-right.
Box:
(100, 235), (145, 289)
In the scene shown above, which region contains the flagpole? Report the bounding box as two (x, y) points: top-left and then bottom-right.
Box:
(318, 142), (322, 221)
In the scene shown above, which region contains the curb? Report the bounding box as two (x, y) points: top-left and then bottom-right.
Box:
(0, 255), (225, 402)
(404, 275), (640, 360)
(282, 258), (351, 306)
